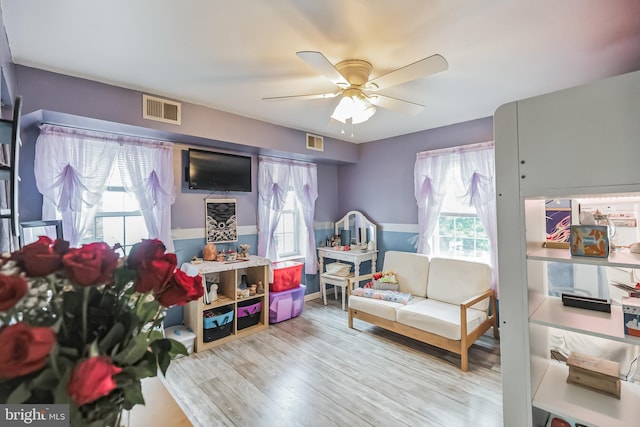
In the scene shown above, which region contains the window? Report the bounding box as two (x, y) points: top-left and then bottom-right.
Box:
(433, 180), (490, 262)
(80, 167), (149, 254)
(273, 191), (305, 260)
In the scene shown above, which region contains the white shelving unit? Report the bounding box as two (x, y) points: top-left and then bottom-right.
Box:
(495, 69), (640, 427)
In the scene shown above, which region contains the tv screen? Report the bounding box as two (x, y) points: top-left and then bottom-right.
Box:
(187, 148), (252, 192)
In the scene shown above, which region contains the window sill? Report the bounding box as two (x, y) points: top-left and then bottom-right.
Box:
(276, 255), (305, 263)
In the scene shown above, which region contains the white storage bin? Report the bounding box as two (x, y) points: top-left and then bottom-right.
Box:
(164, 325), (196, 356)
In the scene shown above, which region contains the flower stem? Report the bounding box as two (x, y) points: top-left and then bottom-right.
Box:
(82, 287), (90, 346)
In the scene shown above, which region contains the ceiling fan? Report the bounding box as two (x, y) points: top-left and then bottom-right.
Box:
(263, 51), (448, 125)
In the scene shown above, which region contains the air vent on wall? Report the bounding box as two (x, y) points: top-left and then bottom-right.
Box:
(143, 94), (181, 125)
(306, 133), (324, 151)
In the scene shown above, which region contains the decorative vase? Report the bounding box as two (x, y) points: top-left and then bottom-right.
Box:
(239, 274), (248, 290)
(203, 243), (217, 261)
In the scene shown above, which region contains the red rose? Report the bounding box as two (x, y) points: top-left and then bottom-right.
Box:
(134, 253), (177, 293)
(0, 323), (56, 378)
(155, 269), (203, 307)
(67, 356), (122, 406)
(127, 239), (166, 269)
(0, 274), (29, 311)
(10, 236), (66, 277)
(62, 242), (119, 286)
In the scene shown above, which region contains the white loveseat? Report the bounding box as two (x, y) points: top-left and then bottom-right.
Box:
(347, 251), (498, 371)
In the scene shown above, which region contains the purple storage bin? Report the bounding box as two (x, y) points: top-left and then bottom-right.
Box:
(269, 284), (306, 324)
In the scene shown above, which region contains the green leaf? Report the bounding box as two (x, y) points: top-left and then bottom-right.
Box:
(150, 338), (171, 354)
(122, 361), (156, 380)
(113, 333), (149, 365)
(122, 381), (145, 410)
(58, 346), (79, 359)
(147, 330), (165, 342)
(7, 382), (31, 404)
(157, 351), (171, 376)
(168, 339), (188, 359)
(137, 299), (160, 325)
(114, 373), (135, 389)
(99, 322), (125, 354)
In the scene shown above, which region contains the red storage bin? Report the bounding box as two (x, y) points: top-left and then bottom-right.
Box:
(270, 261), (303, 292)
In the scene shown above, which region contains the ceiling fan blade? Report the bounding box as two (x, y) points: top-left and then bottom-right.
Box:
(296, 51), (350, 87)
(263, 92), (341, 102)
(367, 54), (448, 91)
(369, 94), (425, 116)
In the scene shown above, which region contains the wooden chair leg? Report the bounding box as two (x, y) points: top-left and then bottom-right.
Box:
(461, 349), (469, 372)
(341, 285), (346, 311)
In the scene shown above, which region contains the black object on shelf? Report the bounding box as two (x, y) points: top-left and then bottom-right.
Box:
(561, 293), (611, 313)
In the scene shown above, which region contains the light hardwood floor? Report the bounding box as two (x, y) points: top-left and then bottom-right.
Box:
(163, 298), (503, 427)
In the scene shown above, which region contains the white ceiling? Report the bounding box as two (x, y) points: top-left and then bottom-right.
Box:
(2, 0), (640, 143)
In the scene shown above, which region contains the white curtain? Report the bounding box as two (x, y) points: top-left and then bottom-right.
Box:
(413, 152), (451, 255)
(34, 125), (176, 250)
(257, 156), (318, 274)
(414, 142), (498, 291)
(457, 142), (498, 290)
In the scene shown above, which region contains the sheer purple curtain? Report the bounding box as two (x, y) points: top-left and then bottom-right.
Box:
(34, 125), (175, 250)
(257, 156), (318, 274)
(413, 151), (452, 255)
(457, 142), (498, 291)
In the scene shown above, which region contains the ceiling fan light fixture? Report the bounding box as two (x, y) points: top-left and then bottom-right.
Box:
(330, 93), (376, 124)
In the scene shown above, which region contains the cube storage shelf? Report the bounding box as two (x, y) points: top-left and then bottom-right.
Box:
(181, 256), (270, 353)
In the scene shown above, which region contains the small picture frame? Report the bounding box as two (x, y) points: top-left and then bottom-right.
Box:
(205, 198), (238, 243)
(545, 199), (572, 249)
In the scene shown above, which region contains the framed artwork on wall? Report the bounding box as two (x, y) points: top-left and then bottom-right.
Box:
(205, 198), (238, 243)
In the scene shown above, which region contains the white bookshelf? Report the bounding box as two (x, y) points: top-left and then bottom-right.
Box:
(495, 69), (640, 426)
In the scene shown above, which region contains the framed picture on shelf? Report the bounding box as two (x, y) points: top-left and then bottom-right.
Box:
(205, 198), (238, 243)
(545, 199), (572, 249)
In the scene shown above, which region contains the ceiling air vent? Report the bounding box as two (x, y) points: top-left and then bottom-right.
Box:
(143, 94), (181, 125)
(306, 133), (324, 151)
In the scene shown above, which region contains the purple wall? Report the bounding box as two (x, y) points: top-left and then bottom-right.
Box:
(339, 118), (493, 224)
(13, 66), (353, 227)
(16, 66), (358, 164)
(12, 64), (493, 232)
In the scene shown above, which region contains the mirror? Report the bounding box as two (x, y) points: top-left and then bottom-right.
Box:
(19, 220), (63, 247)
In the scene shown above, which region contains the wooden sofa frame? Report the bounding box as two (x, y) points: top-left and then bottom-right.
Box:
(348, 284), (499, 372)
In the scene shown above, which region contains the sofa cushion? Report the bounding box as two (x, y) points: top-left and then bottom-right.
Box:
(396, 299), (488, 341)
(349, 295), (426, 321)
(426, 257), (491, 311)
(382, 251), (430, 298)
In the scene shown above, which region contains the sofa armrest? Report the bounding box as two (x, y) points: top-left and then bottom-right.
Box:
(346, 272), (376, 295)
(460, 288), (495, 309)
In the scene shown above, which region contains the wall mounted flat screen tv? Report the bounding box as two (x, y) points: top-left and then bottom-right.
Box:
(187, 148), (252, 192)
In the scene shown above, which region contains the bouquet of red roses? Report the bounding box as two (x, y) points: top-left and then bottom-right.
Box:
(0, 237), (203, 426)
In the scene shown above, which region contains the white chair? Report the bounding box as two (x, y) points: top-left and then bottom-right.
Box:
(321, 272), (355, 311)
(319, 211), (376, 310)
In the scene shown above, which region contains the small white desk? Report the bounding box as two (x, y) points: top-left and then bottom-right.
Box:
(317, 247), (378, 283)
(318, 247), (378, 309)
